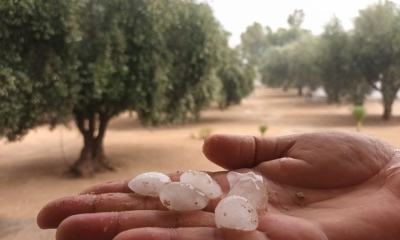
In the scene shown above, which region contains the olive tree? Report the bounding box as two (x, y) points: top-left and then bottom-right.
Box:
(287, 35), (321, 96)
(163, 0), (226, 123)
(1, 0), (251, 176)
(260, 46), (291, 90)
(217, 46), (255, 109)
(318, 17), (370, 105)
(70, 0), (230, 176)
(352, 1), (400, 119)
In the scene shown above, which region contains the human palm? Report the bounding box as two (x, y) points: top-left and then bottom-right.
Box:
(37, 131), (400, 240)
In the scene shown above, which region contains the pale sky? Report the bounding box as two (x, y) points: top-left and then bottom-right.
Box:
(201, 0), (400, 47)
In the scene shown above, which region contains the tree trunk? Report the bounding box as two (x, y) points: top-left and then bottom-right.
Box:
(381, 80), (398, 121)
(92, 113), (114, 172)
(297, 86), (303, 96)
(282, 81), (289, 92)
(70, 112), (113, 177)
(383, 105), (392, 121)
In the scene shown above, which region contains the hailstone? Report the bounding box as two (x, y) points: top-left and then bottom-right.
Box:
(227, 171), (268, 210)
(128, 172), (171, 197)
(180, 170), (222, 199)
(159, 182), (210, 211)
(215, 195), (258, 231)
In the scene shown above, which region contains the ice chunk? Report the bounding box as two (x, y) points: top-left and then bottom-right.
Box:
(215, 195), (258, 231)
(128, 172), (171, 197)
(227, 171), (263, 189)
(180, 170), (222, 199)
(227, 171), (268, 210)
(159, 182), (210, 211)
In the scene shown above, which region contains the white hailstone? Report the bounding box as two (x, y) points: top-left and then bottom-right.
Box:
(128, 172), (171, 197)
(227, 171), (268, 210)
(180, 170), (222, 199)
(159, 182), (210, 211)
(215, 195), (258, 231)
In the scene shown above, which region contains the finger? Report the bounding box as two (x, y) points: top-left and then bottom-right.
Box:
(80, 180), (131, 195)
(202, 134), (297, 170)
(258, 213), (329, 240)
(37, 193), (167, 229)
(56, 211), (216, 240)
(37, 191), (224, 229)
(385, 161), (400, 198)
(113, 227), (268, 240)
(258, 132), (394, 188)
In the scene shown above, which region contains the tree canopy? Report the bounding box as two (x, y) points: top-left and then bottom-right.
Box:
(0, 0), (255, 176)
(352, 0), (400, 119)
(250, 2), (400, 119)
(0, 0), (81, 141)
(318, 17), (370, 104)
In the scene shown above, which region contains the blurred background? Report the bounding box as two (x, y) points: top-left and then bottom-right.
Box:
(1, 0), (400, 239)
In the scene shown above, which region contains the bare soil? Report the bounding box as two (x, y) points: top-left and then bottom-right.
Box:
(1, 86), (400, 240)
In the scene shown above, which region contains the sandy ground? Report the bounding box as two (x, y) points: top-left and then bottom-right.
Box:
(1, 86), (400, 240)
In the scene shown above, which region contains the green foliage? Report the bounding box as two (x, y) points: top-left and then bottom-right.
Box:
(240, 3), (400, 120)
(240, 15), (309, 71)
(0, 0), (81, 141)
(163, 0), (225, 123)
(258, 10), (311, 91)
(352, 106), (366, 121)
(352, 106), (366, 132)
(287, 34), (320, 95)
(0, 0), (253, 175)
(259, 14), (373, 105)
(218, 47), (255, 109)
(352, 0), (400, 119)
(259, 125), (268, 136)
(240, 22), (267, 67)
(265, 27), (309, 47)
(261, 46), (290, 88)
(287, 9), (305, 28)
(318, 17), (371, 104)
(73, 0), (170, 127)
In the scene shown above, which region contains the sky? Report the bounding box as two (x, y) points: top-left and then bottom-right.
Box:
(201, 0), (400, 47)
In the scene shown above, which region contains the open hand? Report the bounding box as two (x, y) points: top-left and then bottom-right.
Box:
(37, 131), (400, 240)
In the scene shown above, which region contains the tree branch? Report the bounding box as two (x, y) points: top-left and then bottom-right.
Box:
(88, 111), (95, 138)
(366, 79), (381, 91)
(74, 111), (88, 135)
(95, 112), (110, 142)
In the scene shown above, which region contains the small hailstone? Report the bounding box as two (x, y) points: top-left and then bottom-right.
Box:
(180, 170), (222, 199)
(215, 195), (258, 231)
(227, 171), (268, 210)
(128, 172), (171, 197)
(159, 182), (210, 211)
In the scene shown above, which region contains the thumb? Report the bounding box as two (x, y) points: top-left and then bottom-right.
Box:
(202, 134), (298, 170)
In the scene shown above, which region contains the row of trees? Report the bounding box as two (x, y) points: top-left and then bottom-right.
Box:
(240, 1), (400, 120)
(0, 0), (254, 176)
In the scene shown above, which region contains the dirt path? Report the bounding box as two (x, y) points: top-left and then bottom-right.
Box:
(1, 86), (399, 240)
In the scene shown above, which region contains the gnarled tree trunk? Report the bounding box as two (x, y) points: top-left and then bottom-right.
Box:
(70, 111), (114, 177)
